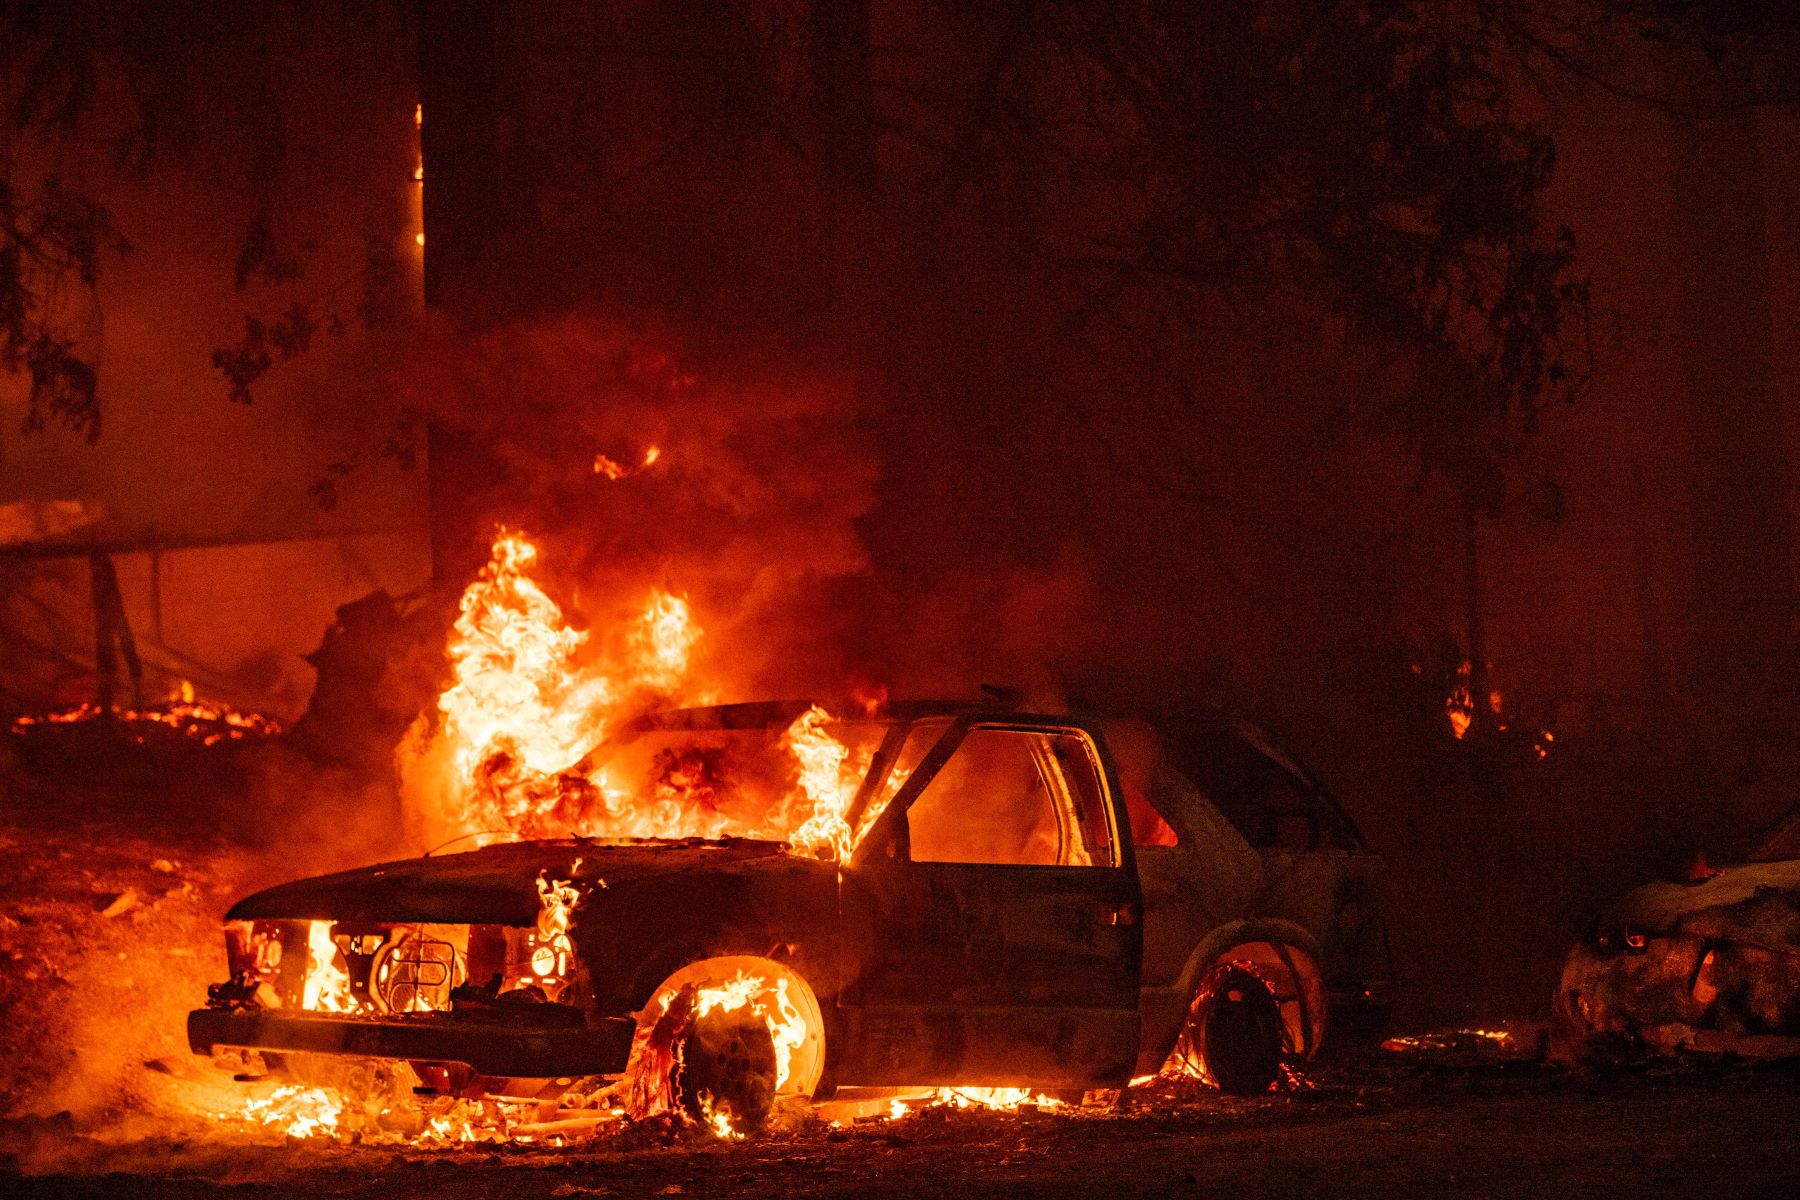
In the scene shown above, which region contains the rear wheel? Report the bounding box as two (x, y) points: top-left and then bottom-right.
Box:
(1177, 965), (1286, 1095)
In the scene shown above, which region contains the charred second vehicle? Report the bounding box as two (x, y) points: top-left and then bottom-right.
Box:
(191, 701), (1391, 1127)
(1553, 810), (1800, 1067)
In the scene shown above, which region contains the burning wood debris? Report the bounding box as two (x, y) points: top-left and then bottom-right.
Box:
(9, 685), (284, 749)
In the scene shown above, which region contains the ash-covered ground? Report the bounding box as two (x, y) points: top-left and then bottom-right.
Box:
(6, 751), (1800, 1200)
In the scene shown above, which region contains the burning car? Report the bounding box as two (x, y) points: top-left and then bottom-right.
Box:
(190, 700), (1391, 1130)
(1553, 811), (1800, 1066)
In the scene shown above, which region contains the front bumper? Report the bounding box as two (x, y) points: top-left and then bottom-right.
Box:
(188, 1006), (636, 1078)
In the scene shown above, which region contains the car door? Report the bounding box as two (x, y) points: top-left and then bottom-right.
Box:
(837, 719), (1142, 1089)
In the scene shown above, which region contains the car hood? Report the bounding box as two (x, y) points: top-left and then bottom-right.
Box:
(1612, 857), (1800, 951)
(226, 838), (794, 926)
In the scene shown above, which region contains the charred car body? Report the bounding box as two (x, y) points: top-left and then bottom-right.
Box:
(1554, 813), (1800, 1066)
(191, 701), (1391, 1122)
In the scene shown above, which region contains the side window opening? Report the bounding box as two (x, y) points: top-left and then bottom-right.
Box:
(1103, 718), (1182, 847)
(1171, 728), (1333, 852)
(853, 718), (951, 847)
(905, 727), (1116, 867)
(1127, 789), (1180, 847)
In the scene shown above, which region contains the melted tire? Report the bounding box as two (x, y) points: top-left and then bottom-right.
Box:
(1197, 967), (1285, 1095)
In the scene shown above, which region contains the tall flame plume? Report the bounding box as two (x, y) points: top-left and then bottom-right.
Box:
(401, 531), (872, 859)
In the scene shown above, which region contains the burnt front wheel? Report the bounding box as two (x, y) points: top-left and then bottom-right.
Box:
(671, 1005), (779, 1133)
(1181, 966), (1285, 1095)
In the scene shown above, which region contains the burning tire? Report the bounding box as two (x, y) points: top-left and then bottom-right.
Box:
(1178, 964), (1286, 1095)
(672, 1004), (779, 1133)
(628, 956), (827, 1134)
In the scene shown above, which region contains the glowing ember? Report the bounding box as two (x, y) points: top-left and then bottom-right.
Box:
(237, 1084), (343, 1139)
(1381, 1027), (1517, 1054)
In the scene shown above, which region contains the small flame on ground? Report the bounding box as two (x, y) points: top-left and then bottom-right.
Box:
(886, 1087), (1065, 1119)
(237, 1085), (343, 1139)
(699, 1094), (743, 1140)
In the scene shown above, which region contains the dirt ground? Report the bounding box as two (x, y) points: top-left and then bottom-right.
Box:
(6, 1063), (1800, 1199)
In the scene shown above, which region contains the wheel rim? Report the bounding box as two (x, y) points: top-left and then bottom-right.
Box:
(674, 1006), (779, 1131)
(1188, 965), (1285, 1095)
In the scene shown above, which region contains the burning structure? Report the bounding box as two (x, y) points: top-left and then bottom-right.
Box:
(188, 533), (1391, 1137)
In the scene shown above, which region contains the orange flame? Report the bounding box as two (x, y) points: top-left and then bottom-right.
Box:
(528, 867), (584, 994)
(786, 704), (870, 861)
(404, 532), (877, 858)
(689, 971), (811, 1093)
(301, 921), (357, 1013)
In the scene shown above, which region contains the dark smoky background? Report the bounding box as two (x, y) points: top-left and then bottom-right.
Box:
(6, 1), (1800, 1027)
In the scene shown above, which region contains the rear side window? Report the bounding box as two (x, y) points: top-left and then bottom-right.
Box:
(906, 727), (1116, 867)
